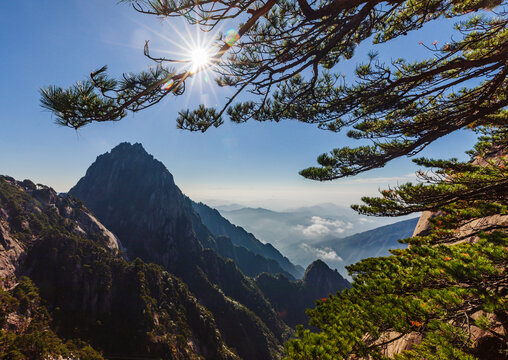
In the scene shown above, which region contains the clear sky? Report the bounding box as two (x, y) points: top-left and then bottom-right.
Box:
(0, 1), (479, 210)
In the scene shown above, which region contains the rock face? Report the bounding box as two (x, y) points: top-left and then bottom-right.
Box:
(69, 143), (291, 360)
(69, 143), (199, 267)
(0, 176), (237, 360)
(413, 210), (508, 242)
(0, 221), (24, 289)
(255, 260), (350, 327)
(192, 201), (304, 279)
(0, 176), (121, 288)
(414, 151), (508, 241)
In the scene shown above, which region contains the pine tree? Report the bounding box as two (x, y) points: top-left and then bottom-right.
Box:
(284, 128), (507, 359)
(40, 1), (506, 180)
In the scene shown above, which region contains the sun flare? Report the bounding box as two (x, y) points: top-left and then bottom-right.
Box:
(190, 47), (211, 73)
(134, 19), (231, 104)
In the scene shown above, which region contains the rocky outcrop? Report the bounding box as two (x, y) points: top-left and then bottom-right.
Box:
(72, 205), (121, 251)
(302, 259), (350, 296)
(413, 210), (508, 242)
(0, 221), (24, 289)
(375, 311), (507, 359)
(413, 151), (508, 241)
(0, 176), (121, 289)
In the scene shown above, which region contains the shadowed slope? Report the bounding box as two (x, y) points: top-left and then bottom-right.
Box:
(69, 143), (291, 360)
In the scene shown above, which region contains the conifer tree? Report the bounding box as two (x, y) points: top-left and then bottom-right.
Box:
(40, 0), (507, 180)
(284, 127), (507, 359)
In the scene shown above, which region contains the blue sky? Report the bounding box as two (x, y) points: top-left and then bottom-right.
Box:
(0, 1), (479, 210)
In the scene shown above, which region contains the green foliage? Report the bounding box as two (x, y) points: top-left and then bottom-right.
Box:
(284, 132), (507, 359)
(40, 1), (506, 182)
(0, 278), (104, 360)
(31, 1), (508, 357)
(0, 178), (237, 360)
(40, 65), (181, 129)
(284, 231), (507, 359)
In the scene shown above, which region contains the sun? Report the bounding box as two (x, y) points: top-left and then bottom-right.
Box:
(134, 20), (228, 102)
(190, 47), (211, 73)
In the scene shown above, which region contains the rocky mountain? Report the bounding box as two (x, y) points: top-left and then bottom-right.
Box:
(206, 234), (294, 278)
(255, 260), (350, 327)
(186, 205), (296, 279)
(0, 177), (120, 288)
(0, 143), (370, 358)
(68, 143), (291, 360)
(0, 176), (237, 359)
(192, 201), (304, 279)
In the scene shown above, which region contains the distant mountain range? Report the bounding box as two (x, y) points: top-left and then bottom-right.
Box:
(218, 205), (418, 270)
(315, 217), (419, 276)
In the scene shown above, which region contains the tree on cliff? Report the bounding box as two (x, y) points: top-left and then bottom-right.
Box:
(284, 128), (507, 359)
(40, 0), (507, 358)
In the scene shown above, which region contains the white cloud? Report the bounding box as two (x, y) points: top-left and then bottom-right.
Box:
(301, 244), (343, 262)
(295, 216), (353, 238)
(358, 217), (375, 223)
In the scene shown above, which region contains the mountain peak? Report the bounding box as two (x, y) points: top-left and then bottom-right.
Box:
(81, 142), (175, 189)
(255, 259), (350, 327)
(94, 142), (168, 177)
(302, 259), (329, 279)
(302, 259), (350, 293)
(69, 144), (291, 360)
(110, 141), (148, 155)
(69, 143), (193, 265)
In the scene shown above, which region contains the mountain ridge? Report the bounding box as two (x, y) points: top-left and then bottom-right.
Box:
(69, 142), (292, 360)
(0, 175), (238, 359)
(315, 217), (420, 275)
(0, 143), (366, 359)
(255, 259), (350, 327)
(216, 205), (408, 267)
(192, 200), (304, 279)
